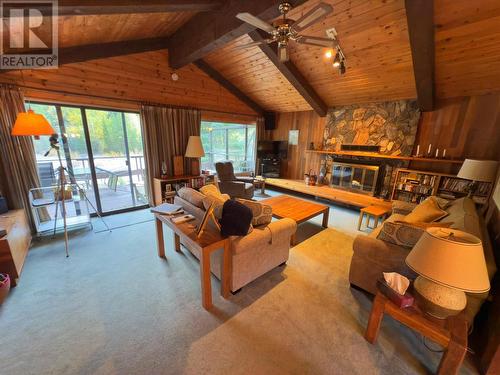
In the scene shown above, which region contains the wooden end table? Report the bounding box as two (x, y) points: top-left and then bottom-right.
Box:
(260, 195), (329, 245)
(358, 205), (390, 231)
(365, 291), (468, 375)
(155, 213), (231, 310)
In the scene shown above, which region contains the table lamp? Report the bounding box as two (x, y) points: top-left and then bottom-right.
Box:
(185, 136), (205, 176)
(406, 227), (490, 319)
(457, 159), (498, 197)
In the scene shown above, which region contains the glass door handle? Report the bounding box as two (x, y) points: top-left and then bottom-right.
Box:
(125, 160), (129, 166)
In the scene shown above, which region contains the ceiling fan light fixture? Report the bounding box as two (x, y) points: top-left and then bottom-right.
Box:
(278, 44), (290, 62)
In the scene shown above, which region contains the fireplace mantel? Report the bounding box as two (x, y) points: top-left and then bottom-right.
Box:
(305, 150), (464, 164)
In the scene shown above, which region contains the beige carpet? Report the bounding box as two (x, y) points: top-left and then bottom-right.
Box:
(0, 212), (479, 374)
(183, 227), (477, 375)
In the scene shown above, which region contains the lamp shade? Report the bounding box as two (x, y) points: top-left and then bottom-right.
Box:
(185, 136), (205, 158)
(11, 109), (55, 136)
(457, 159), (498, 182)
(406, 227), (490, 293)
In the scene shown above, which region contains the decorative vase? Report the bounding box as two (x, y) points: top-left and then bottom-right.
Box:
(0, 273), (10, 304)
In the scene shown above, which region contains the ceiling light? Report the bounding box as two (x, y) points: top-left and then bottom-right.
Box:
(325, 50), (332, 59)
(339, 60), (346, 75)
(332, 51), (341, 67)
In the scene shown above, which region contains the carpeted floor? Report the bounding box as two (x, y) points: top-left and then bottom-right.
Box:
(0, 202), (479, 374)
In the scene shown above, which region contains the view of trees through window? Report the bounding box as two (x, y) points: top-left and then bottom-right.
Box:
(200, 121), (256, 173)
(30, 103), (148, 214)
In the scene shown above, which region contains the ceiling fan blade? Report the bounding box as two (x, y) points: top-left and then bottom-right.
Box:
(296, 35), (335, 47)
(233, 40), (271, 50)
(236, 12), (275, 34)
(292, 3), (333, 32)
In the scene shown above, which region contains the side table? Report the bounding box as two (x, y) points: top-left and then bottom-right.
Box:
(358, 205), (390, 231)
(253, 178), (266, 195)
(365, 291), (468, 374)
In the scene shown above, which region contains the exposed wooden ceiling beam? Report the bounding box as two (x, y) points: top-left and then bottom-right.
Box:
(168, 0), (308, 69)
(6, 1), (223, 16)
(1, 37), (169, 72)
(405, 0), (435, 111)
(249, 30), (328, 117)
(193, 60), (263, 115)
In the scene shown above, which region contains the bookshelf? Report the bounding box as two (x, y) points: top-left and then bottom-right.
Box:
(391, 169), (493, 205)
(153, 175), (209, 206)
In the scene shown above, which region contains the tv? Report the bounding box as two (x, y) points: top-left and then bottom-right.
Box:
(257, 140), (288, 159)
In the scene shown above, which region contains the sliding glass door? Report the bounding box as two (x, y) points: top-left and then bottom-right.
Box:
(31, 103), (148, 215)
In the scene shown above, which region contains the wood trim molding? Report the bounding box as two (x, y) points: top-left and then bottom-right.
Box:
(193, 60), (263, 115)
(249, 30), (328, 117)
(168, 0), (308, 69)
(25, 0), (222, 16)
(405, 0), (435, 111)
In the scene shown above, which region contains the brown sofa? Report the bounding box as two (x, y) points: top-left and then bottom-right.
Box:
(349, 197), (497, 323)
(174, 190), (296, 292)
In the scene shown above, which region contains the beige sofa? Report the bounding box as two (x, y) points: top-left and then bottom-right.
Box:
(349, 197), (497, 323)
(174, 193), (297, 292)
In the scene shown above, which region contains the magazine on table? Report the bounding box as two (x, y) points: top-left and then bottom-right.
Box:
(151, 203), (183, 216)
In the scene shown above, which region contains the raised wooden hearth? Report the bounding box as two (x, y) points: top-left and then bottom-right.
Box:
(265, 178), (392, 210)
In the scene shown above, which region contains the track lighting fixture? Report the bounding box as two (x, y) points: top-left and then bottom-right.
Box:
(332, 51), (341, 67)
(339, 60), (346, 75)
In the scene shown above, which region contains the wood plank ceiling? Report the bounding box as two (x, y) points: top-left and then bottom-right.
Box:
(205, 0), (417, 111)
(2, 0), (500, 115)
(58, 12), (195, 47)
(0, 50), (256, 115)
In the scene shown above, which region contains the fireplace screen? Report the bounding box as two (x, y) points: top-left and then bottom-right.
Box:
(330, 162), (379, 196)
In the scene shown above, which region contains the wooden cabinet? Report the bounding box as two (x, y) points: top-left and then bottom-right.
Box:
(0, 210), (32, 286)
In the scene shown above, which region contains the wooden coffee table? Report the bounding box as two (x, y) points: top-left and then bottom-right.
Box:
(261, 195), (329, 245)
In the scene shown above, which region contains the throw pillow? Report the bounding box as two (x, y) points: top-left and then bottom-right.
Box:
(377, 221), (425, 248)
(219, 199), (253, 237)
(177, 187), (205, 209)
(236, 198), (273, 226)
(403, 196), (448, 223)
(200, 184), (221, 197)
(202, 193), (229, 219)
(394, 220), (453, 229)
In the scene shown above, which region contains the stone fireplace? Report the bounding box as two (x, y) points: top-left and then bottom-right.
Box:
(319, 100), (421, 198)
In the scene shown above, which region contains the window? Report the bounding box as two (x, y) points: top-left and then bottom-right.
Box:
(200, 121), (256, 173)
(30, 102), (148, 214)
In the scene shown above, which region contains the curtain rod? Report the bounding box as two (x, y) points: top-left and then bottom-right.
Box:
(15, 84), (258, 119)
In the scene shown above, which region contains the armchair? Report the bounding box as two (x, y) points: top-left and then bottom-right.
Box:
(215, 161), (254, 199)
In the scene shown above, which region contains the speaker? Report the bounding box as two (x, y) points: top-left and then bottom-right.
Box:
(264, 111), (276, 130)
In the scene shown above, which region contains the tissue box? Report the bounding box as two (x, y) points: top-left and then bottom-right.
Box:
(377, 278), (414, 308)
(0, 197), (7, 214)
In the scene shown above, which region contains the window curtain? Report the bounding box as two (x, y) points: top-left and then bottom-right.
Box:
(0, 85), (42, 232)
(141, 105), (201, 205)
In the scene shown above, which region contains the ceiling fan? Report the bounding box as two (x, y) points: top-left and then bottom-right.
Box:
(236, 1), (337, 62)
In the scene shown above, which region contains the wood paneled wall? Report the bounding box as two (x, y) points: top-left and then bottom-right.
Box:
(272, 93), (500, 179)
(270, 111), (326, 179)
(0, 50), (256, 115)
(410, 93), (500, 173)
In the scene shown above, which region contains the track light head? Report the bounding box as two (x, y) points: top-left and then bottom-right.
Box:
(339, 60), (346, 75)
(332, 51), (341, 67)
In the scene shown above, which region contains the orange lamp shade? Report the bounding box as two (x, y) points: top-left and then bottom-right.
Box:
(11, 109), (55, 136)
